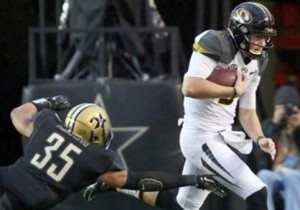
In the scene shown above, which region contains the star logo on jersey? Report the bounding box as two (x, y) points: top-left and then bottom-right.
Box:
(93, 93), (149, 169)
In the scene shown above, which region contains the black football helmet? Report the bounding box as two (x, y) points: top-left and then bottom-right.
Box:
(227, 2), (277, 59)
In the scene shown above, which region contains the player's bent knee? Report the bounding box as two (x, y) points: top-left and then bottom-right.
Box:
(246, 187), (267, 210)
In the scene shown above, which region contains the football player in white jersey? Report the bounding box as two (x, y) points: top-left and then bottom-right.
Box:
(176, 2), (277, 210)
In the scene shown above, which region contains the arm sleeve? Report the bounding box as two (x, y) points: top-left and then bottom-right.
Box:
(184, 51), (218, 79)
(239, 74), (261, 109)
(123, 171), (197, 191)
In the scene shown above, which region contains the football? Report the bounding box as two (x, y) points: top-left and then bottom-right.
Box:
(207, 67), (237, 87)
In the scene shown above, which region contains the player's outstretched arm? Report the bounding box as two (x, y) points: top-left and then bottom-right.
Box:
(95, 170), (227, 197)
(10, 95), (71, 137)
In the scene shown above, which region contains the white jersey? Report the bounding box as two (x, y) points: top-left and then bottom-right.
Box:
(177, 30), (266, 210)
(182, 31), (261, 132)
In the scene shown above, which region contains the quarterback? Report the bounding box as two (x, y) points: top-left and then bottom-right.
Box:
(177, 2), (277, 210)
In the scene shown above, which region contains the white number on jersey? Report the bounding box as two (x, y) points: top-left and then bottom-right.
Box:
(30, 133), (82, 181)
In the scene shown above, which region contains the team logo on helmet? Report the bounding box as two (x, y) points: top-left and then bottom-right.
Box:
(233, 8), (252, 24)
(90, 113), (107, 130)
(90, 113), (108, 141)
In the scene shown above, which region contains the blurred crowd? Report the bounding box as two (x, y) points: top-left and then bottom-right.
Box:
(253, 84), (300, 210)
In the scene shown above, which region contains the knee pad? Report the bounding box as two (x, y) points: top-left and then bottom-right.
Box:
(246, 187), (267, 210)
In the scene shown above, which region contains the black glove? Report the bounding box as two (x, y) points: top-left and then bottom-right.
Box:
(196, 175), (227, 197)
(83, 182), (116, 201)
(46, 95), (71, 110)
(32, 95), (71, 111)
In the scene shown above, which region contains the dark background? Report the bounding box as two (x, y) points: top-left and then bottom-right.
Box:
(1, 1), (299, 210)
(0, 0), (197, 164)
(1, 0), (300, 183)
(0, 1), (38, 164)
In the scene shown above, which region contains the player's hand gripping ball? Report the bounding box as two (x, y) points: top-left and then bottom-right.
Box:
(207, 67), (237, 87)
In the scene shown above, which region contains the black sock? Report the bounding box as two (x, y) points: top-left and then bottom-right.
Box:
(155, 190), (183, 210)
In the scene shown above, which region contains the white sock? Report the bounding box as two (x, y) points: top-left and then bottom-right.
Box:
(116, 188), (141, 199)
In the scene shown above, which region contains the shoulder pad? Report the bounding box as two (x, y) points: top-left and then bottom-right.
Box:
(193, 30), (237, 64)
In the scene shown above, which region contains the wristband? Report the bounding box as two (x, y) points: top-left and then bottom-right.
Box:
(255, 135), (265, 145)
(31, 98), (52, 111)
(232, 87), (237, 98)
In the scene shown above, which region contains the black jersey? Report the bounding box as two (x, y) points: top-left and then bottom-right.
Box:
(2, 110), (123, 209)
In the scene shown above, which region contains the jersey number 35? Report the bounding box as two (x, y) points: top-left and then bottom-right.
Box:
(30, 133), (82, 181)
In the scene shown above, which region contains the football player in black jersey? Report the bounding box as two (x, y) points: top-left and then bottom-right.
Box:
(0, 95), (226, 210)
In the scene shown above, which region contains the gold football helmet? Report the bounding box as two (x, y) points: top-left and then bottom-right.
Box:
(65, 103), (113, 147)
